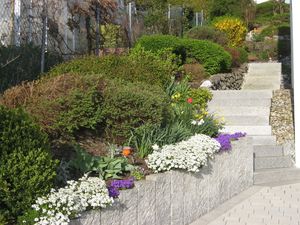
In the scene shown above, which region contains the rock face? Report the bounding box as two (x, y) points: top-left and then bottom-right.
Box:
(209, 64), (248, 90)
(70, 137), (253, 225)
(270, 89), (295, 145)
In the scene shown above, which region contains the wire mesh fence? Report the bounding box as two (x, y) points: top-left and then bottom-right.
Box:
(0, 0), (206, 72)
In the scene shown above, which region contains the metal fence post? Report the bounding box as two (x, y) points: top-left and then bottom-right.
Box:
(13, 0), (21, 46)
(128, 2), (132, 47)
(41, 0), (47, 73)
(95, 3), (100, 55)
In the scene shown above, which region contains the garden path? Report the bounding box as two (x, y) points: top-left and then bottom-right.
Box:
(190, 182), (300, 225)
(194, 62), (300, 225)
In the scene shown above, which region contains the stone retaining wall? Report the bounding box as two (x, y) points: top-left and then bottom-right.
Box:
(71, 137), (253, 225)
(209, 64), (248, 90)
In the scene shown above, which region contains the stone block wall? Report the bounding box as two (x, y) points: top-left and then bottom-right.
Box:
(209, 64), (248, 90)
(71, 137), (253, 225)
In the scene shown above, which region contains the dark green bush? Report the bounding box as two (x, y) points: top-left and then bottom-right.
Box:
(185, 26), (229, 46)
(102, 80), (172, 144)
(0, 106), (58, 223)
(49, 48), (176, 88)
(135, 35), (232, 75)
(1, 74), (105, 138)
(0, 44), (62, 93)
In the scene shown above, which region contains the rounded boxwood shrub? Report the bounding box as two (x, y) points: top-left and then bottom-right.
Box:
(185, 26), (229, 47)
(48, 48), (175, 88)
(0, 44), (62, 93)
(102, 80), (173, 144)
(135, 35), (232, 75)
(1, 74), (105, 138)
(0, 106), (58, 223)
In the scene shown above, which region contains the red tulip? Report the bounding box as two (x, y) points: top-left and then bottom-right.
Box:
(187, 98), (193, 104)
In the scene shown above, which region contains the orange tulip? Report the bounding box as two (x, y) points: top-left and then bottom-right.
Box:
(122, 147), (131, 157)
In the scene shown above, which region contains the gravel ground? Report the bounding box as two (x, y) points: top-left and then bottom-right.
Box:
(270, 89), (294, 145)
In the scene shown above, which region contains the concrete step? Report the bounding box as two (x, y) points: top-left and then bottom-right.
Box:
(254, 155), (294, 170)
(254, 145), (284, 157)
(246, 72), (281, 77)
(208, 98), (271, 107)
(211, 90), (272, 99)
(242, 83), (280, 90)
(254, 167), (300, 185)
(221, 125), (272, 136)
(251, 135), (277, 146)
(208, 106), (270, 117)
(222, 116), (269, 126)
(248, 63), (281, 72)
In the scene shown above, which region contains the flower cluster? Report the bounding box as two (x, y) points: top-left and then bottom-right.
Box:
(215, 132), (246, 152)
(146, 134), (221, 173)
(29, 175), (113, 225)
(108, 178), (135, 198)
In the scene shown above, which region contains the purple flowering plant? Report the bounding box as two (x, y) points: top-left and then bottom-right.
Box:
(108, 178), (135, 198)
(215, 132), (246, 152)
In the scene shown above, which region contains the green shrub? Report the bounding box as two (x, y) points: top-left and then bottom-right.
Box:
(1, 74), (105, 138)
(103, 80), (172, 144)
(0, 106), (58, 223)
(135, 35), (232, 74)
(185, 26), (229, 46)
(181, 39), (232, 74)
(49, 48), (176, 88)
(0, 44), (62, 93)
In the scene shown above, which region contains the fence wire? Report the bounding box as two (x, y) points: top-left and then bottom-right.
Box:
(0, 0), (206, 59)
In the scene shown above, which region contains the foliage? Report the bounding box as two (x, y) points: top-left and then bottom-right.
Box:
(135, 35), (232, 74)
(20, 175), (113, 225)
(146, 134), (221, 173)
(183, 63), (208, 83)
(1, 74), (105, 138)
(213, 16), (248, 47)
(0, 106), (58, 223)
(70, 145), (134, 180)
(225, 47), (248, 67)
(129, 115), (222, 159)
(258, 24), (290, 39)
(102, 80), (172, 144)
(185, 26), (229, 46)
(129, 122), (193, 158)
(130, 168), (145, 181)
(209, 0), (255, 21)
(0, 44), (62, 93)
(49, 48), (176, 88)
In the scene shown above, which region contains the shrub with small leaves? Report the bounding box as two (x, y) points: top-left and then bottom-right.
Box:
(0, 106), (58, 223)
(103, 80), (173, 143)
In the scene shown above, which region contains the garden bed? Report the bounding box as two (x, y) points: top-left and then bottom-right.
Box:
(71, 137), (253, 225)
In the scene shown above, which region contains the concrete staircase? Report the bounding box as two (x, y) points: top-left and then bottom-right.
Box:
(208, 63), (300, 185)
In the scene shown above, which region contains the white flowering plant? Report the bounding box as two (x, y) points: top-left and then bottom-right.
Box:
(146, 134), (221, 173)
(21, 175), (113, 225)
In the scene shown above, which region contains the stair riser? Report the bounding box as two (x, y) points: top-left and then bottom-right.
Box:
(222, 116), (269, 126)
(254, 156), (294, 170)
(251, 136), (277, 146)
(208, 107), (270, 117)
(222, 126), (272, 136)
(208, 99), (271, 107)
(254, 169), (300, 185)
(211, 90), (273, 99)
(254, 146), (283, 157)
